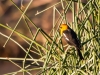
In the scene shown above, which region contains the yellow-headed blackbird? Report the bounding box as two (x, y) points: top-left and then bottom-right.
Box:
(60, 24), (84, 60)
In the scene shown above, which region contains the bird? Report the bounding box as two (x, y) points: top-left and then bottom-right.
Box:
(60, 24), (84, 60)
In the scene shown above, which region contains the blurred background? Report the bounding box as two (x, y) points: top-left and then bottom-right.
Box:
(0, 0), (88, 75)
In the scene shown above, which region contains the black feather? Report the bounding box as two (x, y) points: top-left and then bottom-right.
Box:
(63, 28), (84, 60)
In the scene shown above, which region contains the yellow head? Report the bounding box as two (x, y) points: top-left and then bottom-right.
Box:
(60, 24), (69, 35)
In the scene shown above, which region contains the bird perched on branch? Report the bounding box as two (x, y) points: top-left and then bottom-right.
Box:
(60, 24), (84, 60)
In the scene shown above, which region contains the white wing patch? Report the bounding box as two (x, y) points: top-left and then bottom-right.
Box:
(63, 33), (70, 41)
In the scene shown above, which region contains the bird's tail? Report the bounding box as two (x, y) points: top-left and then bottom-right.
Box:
(76, 48), (84, 60)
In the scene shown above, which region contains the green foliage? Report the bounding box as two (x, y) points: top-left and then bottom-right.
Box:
(0, 0), (100, 75)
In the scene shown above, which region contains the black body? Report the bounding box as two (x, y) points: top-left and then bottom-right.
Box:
(63, 28), (84, 60)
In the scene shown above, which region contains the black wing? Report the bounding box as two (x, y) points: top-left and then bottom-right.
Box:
(63, 28), (83, 60)
(63, 28), (81, 49)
